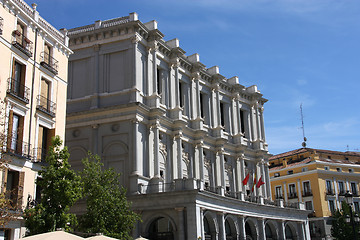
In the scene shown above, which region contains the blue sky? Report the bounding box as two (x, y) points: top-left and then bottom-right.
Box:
(28, 0), (360, 154)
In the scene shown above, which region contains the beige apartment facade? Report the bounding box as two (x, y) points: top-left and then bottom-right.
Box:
(0, 1), (71, 239)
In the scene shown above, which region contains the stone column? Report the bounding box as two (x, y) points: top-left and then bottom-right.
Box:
(177, 132), (183, 179)
(297, 179), (303, 202)
(333, 177), (339, 208)
(194, 141), (204, 181)
(152, 120), (160, 178)
(200, 208), (205, 240)
(258, 218), (266, 240)
(255, 105), (262, 140)
(236, 97), (242, 134)
(215, 148), (225, 196)
(235, 156), (242, 198)
(175, 207), (185, 240)
(131, 118), (141, 175)
(264, 163), (272, 200)
(210, 87), (216, 128)
(279, 221), (286, 240)
(217, 213), (226, 240)
(259, 107), (266, 141)
(194, 74), (201, 119)
(172, 133), (180, 180)
(239, 216), (246, 240)
(216, 88), (221, 127)
(283, 182), (288, 202)
(240, 156), (246, 194)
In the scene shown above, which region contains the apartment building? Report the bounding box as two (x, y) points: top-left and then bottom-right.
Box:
(65, 13), (310, 240)
(269, 148), (360, 240)
(0, 0), (71, 239)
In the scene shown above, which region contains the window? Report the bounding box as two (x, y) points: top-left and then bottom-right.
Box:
(303, 181), (312, 196)
(305, 201), (313, 211)
(6, 111), (24, 156)
(336, 168), (342, 172)
(354, 202), (360, 213)
(289, 184), (297, 198)
(179, 81), (184, 108)
(302, 167), (308, 172)
(220, 102), (225, 127)
(40, 43), (58, 74)
(338, 181), (345, 195)
(4, 170), (25, 209)
(328, 156), (331, 159)
(240, 109), (246, 135)
(274, 172), (280, 178)
(275, 186), (282, 199)
(156, 68), (162, 95)
(200, 92), (205, 119)
(329, 200), (335, 213)
(9, 60), (27, 101)
(36, 125), (54, 162)
(349, 168), (354, 173)
(324, 166), (329, 170)
(351, 182), (358, 196)
(287, 170), (293, 175)
(326, 180), (333, 194)
(37, 78), (55, 116)
(12, 21), (32, 57)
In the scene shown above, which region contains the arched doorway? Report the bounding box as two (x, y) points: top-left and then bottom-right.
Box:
(225, 219), (236, 240)
(148, 217), (174, 240)
(204, 217), (212, 240)
(245, 221), (256, 240)
(203, 213), (217, 240)
(265, 223), (276, 240)
(285, 224), (295, 240)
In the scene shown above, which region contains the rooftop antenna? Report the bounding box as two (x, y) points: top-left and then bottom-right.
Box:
(300, 104), (307, 148)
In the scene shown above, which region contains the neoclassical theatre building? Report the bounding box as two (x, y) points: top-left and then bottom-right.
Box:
(65, 13), (310, 240)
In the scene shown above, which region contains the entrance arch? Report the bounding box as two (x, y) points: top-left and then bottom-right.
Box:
(245, 219), (257, 240)
(148, 217), (175, 240)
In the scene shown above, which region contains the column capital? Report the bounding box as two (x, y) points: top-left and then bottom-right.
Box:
(131, 116), (142, 124)
(93, 44), (101, 52)
(131, 33), (141, 44)
(170, 58), (180, 69)
(194, 140), (204, 148)
(149, 119), (160, 129)
(173, 131), (183, 139)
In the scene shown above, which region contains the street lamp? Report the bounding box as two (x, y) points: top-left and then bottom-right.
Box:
(344, 191), (359, 240)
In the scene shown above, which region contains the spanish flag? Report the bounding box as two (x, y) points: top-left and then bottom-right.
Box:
(256, 175), (265, 188)
(242, 172), (250, 186)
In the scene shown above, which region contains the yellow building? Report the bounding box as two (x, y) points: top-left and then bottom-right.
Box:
(269, 148), (360, 240)
(0, 1), (71, 239)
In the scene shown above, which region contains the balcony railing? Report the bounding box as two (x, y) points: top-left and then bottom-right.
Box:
(40, 52), (58, 75)
(7, 78), (30, 103)
(326, 189), (335, 195)
(12, 30), (33, 57)
(32, 147), (48, 162)
(338, 190), (347, 196)
(0, 17), (3, 35)
(275, 194), (283, 199)
(302, 190), (313, 197)
(288, 192), (298, 199)
(5, 135), (31, 159)
(36, 95), (56, 117)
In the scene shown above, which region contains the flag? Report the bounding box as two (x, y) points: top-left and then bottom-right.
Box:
(251, 172), (257, 192)
(242, 172), (250, 186)
(256, 175), (265, 188)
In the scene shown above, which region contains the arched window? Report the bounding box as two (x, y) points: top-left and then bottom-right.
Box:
(225, 219), (235, 240)
(245, 222), (255, 240)
(285, 225), (294, 240)
(148, 217), (174, 240)
(265, 224), (274, 240)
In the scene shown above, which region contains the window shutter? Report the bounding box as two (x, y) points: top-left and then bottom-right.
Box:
(7, 110), (14, 150)
(17, 116), (24, 154)
(17, 171), (25, 208)
(1, 168), (8, 193)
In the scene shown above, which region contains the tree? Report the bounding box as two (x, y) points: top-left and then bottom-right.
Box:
(24, 136), (82, 235)
(78, 153), (140, 239)
(331, 201), (360, 239)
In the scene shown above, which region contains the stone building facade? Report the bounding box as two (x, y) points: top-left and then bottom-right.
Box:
(0, 0), (71, 239)
(65, 13), (310, 240)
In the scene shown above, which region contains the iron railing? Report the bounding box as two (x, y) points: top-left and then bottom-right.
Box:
(5, 135), (31, 159)
(288, 192), (298, 199)
(36, 95), (56, 117)
(12, 30), (33, 57)
(302, 190), (313, 197)
(40, 52), (58, 74)
(32, 147), (48, 162)
(275, 194), (283, 199)
(7, 78), (30, 103)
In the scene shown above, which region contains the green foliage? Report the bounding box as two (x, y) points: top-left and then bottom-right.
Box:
(331, 201), (360, 239)
(24, 136), (82, 235)
(78, 153), (140, 239)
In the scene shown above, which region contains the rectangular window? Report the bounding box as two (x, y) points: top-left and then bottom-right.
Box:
(289, 184), (297, 198)
(16, 22), (25, 46)
(6, 111), (24, 155)
(240, 109), (245, 135)
(274, 172), (280, 177)
(303, 181), (311, 196)
(329, 200), (335, 213)
(275, 186), (282, 199)
(44, 43), (51, 65)
(305, 201), (313, 211)
(326, 180), (333, 194)
(220, 102), (225, 127)
(179, 81), (183, 108)
(9, 60), (27, 100)
(336, 167), (342, 172)
(36, 126), (54, 162)
(200, 92), (205, 119)
(349, 168), (354, 173)
(287, 170), (293, 175)
(324, 166), (329, 170)
(5, 170), (24, 209)
(354, 202), (360, 213)
(302, 167), (308, 172)
(338, 181), (345, 195)
(156, 68), (162, 95)
(351, 182), (358, 196)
